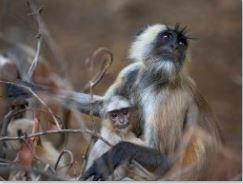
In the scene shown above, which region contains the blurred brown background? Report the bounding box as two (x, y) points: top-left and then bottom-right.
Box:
(0, 0), (241, 180)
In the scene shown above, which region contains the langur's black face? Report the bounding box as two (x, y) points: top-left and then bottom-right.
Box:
(130, 24), (191, 75)
(152, 27), (188, 65)
(108, 108), (130, 129)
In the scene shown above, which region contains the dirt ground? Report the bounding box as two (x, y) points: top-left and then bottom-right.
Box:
(0, 0), (241, 180)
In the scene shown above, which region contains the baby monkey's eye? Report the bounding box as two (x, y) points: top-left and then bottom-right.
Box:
(111, 112), (118, 118)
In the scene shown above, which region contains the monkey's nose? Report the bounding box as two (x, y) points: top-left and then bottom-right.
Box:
(170, 42), (178, 50)
(119, 120), (125, 125)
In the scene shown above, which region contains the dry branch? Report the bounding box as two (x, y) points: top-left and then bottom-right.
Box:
(0, 128), (112, 147)
(0, 80), (61, 130)
(83, 47), (113, 92)
(27, 0), (66, 76)
(54, 149), (74, 171)
(25, 0), (44, 82)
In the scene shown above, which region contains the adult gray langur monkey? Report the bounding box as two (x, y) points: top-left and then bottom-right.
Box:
(60, 23), (223, 180)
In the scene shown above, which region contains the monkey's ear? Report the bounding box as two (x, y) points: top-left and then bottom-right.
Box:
(135, 24), (149, 36)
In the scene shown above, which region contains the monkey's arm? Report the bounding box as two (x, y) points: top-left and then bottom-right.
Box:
(81, 141), (171, 181)
(55, 90), (103, 117)
(55, 62), (141, 117)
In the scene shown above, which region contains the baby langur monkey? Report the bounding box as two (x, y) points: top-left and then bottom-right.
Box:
(85, 96), (145, 180)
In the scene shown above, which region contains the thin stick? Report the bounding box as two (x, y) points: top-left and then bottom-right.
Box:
(27, 37), (43, 81)
(79, 47), (113, 174)
(0, 80), (61, 130)
(27, 0), (66, 76)
(54, 149), (74, 171)
(0, 128), (112, 147)
(25, 1), (44, 82)
(83, 47), (113, 92)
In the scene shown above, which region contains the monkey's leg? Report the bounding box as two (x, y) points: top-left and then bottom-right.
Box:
(81, 141), (171, 181)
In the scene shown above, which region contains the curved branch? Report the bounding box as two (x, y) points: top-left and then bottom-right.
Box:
(83, 47), (113, 92)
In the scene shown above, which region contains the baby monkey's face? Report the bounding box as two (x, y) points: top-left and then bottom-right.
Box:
(108, 108), (130, 129)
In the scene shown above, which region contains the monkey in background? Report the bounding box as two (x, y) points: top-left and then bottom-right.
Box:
(81, 24), (223, 180)
(0, 46), (70, 149)
(84, 96), (147, 180)
(6, 116), (68, 180)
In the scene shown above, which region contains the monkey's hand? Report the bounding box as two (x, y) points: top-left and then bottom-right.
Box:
(81, 157), (112, 181)
(81, 141), (171, 181)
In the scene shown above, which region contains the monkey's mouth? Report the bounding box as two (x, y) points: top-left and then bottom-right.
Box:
(115, 123), (129, 129)
(160, 52), (179, 63)
(155, 49), (181, 63)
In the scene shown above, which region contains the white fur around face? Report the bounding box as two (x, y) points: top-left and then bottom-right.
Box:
(151, 58), (176, 78)
(106, 96), (130, 112)
(129, 24), (167, 62)
(0, 55), (9, 67)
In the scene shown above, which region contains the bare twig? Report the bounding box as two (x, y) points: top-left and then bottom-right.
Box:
(0, 80), (61, 130)
(26, 37), (43, 81)
(0, 128), (112, 147)
(83, 47), (113, 92)
(25, 0), (44, 82)
(79, 47), (113, 175)
(27, 0), (66, 76)
(0, 32), (50, 75)
(54, 149), (74, 171)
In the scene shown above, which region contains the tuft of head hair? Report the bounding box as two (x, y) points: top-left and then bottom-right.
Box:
(104, 96), (132, 113)
(129, 24), (167, 62)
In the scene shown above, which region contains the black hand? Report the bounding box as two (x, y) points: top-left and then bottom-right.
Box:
(81, 157), (112, 181)
(81, 142), (132, 181)
(81, 141), (171, 181)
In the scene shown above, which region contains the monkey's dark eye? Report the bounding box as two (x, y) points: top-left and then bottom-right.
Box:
(159, 31), (173, 42)
(122, 109), (128, 115)
(178, 37), (187, 47)
(25, 101), (29, 107)
(178, 40), (186, 47)
(20, 104), (25, 109)
(111, 113), (118, 118)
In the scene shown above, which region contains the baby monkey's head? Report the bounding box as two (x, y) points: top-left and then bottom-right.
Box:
(103, 96), (132, 130)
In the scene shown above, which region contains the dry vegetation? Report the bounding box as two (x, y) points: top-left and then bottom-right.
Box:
(0, 0), (241, 181)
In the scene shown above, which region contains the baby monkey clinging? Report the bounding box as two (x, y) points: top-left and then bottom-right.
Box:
(84, 96), (144, 180)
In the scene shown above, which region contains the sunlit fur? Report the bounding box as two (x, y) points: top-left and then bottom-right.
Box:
(129, 24), (167, 62)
